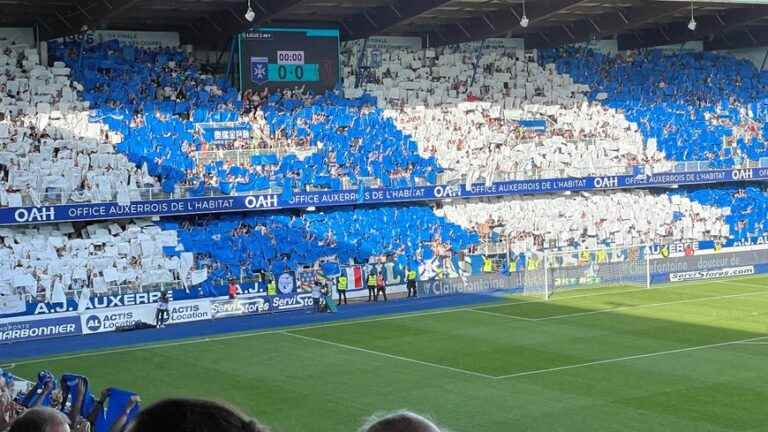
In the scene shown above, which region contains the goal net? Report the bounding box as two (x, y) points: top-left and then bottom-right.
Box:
(522, 245), (650, 299)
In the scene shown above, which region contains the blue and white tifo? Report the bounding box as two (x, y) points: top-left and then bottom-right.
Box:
(6, 27), (768, 347)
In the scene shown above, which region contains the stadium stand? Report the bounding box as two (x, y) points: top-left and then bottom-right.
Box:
(2, 35), (768, 313)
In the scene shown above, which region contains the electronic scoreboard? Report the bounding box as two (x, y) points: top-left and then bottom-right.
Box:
(238, 27), (340, 94)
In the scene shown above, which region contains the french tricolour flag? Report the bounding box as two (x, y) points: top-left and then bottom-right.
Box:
(345, 266), (364, 290)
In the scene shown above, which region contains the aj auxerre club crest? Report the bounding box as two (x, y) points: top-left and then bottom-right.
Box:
(250, 56), (268, 85)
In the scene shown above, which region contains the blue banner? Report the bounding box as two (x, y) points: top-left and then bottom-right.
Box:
(197, 122), (251, 145)
(514, 119), (547, 131)
(0, 168), (764, 225)
(0, 316), (82, 343)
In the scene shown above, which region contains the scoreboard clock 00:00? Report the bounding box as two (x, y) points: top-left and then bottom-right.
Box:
(239, 28), (340, 94)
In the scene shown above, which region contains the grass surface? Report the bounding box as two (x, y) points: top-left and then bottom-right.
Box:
(8, 276), (768, 431)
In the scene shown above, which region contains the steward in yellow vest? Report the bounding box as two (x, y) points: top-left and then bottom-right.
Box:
(482, 256), (494, 273)
(526, 256), (540, 270)
(367, 272), (377, 302)
(406, 269), (417, 298)
(337, 275), (348, 305)
(579, 249), (591, 263)
(596, 249), (608, 264)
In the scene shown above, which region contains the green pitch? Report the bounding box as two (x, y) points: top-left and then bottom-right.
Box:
(9, 276), (768, 431)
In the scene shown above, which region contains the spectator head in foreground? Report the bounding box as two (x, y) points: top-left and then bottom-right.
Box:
(126, 398), (269, 432)
(9, 407), (70, 432)
(361, 411), (442, 432)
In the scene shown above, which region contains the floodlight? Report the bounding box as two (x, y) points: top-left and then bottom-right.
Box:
(245, 0), (256, 22)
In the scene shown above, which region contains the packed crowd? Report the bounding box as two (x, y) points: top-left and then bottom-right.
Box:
(544, 47), (768, 166)
(0, 220), (193, 307)
(161, 204), (476, 297)
(0, 44), (157, 208)
(50, 40), (242, 196)
(49, 40), (443, 196)
(437, 190), (730, 254)
(678, 185), (768, 243)
(3, 39), (764, 207)
(0, 370), (139, 432)
(342, 43), (675, 183)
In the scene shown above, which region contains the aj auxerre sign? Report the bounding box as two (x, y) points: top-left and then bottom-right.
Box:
(0, 168), (763, 225)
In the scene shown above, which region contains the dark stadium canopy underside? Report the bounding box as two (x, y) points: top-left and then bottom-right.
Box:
(5, 0), (768, 51)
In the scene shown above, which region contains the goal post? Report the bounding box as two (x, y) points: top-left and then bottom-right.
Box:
(522, 245), (651, 300)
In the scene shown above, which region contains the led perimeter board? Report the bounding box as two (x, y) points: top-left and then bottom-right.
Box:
(238, 27), (340, 93)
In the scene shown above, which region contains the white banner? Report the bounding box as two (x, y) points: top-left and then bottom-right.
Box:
(0, 28), (34, 47)
(366, 36), (422, 50)
(484, 38), (524, 50)
(57, 30), (180, 48)
(80, 299), (210, 334)
(669, 266), (755, 283)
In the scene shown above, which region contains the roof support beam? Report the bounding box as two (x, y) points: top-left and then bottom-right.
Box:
(425, 0), (591, 47)
(341, 0), (453, 39)
(42, 0), (145, 40)
(706, 28), (768, 51)
(618, 5), (768, 50)
(524, 3), (692, 49)
(193, 0), (307, 49)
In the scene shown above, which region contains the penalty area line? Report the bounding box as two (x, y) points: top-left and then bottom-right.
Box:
(493, 335), (768, 380)
(465, 309), (536, 321)
(532, 289), (768, 321)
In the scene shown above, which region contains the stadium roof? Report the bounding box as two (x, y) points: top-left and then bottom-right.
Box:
(4, 0), (768, 51)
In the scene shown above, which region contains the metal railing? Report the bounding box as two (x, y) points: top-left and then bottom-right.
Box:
(21, 181), (285, 208)
(2, 156), (760, 209)
(19, 280), (183, 304)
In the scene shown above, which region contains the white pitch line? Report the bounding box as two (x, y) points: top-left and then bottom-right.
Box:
(3, 276), (766, 368)
(482, 274), (768, 311)
(281, 331), (495, 379)
(735, 341), (768, 345)
(0, 303), (497, 367)
(493, 335), (768, 380)
(532, 289), (768, 321)
(466, 309), (536, 321)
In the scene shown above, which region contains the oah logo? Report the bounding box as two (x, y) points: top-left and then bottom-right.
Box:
(593, 176), (618, 189)
(732, 169), (753, 181)
(85, 315), (102, 332)
(14, 207), (55, 223)
(244, 194), (278, 209)
(433, 185), (461, 198)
